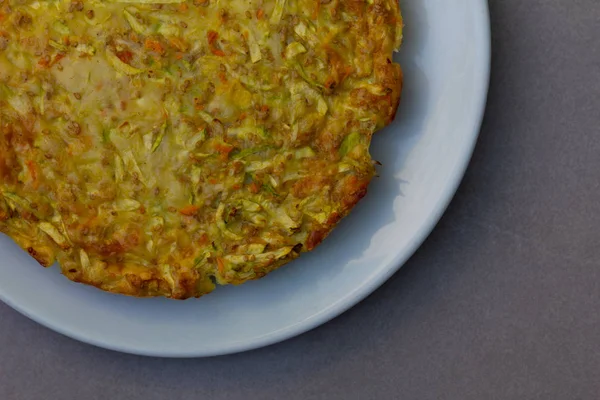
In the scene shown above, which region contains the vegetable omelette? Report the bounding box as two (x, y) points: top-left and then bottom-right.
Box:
(0, 0), (403, 298)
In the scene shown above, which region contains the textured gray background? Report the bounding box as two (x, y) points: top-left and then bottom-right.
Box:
(1, 1), (599, 399)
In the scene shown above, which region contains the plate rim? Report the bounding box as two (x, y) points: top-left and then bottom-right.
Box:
(0, 1), (491, 358)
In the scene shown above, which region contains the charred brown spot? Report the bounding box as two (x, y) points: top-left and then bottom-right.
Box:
(0, 36), (8, 51)
(306, 229), (327, 251)
(291, 174), (332, 198)
(327, 211), (342, 225)
(292, 243), (303, 253)
(13, 11), (32, 27)
(97, 241), (124, 256)
(66, 120), (81, 136)
(68, 1), (84, 12)
(0, 124), (24, 185)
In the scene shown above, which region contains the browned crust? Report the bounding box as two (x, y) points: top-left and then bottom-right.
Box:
(61, 258), (212, 299)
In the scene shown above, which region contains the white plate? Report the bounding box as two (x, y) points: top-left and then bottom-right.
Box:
(0, 0), (490, 357)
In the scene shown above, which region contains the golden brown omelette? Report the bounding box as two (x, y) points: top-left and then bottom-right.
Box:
(0, 0), (403, 298)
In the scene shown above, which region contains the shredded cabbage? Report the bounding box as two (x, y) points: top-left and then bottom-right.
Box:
(247, 31), (262, 63)
(216, 204), (243, 240)
(106, 50), (144, 75)
(123, 9), (149, 35)
(285, 42), (307, 60)
(113, 199), (142, 211)
(39, 222), (70, 249)
(270, 0), (287, 24)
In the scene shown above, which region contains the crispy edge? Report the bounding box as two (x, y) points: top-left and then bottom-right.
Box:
(60, 258), (215, 299)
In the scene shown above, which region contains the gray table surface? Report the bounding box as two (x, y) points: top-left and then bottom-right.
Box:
(2, 1), (599, 399)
